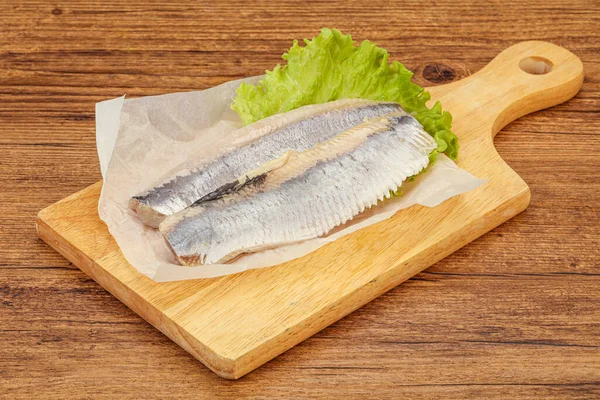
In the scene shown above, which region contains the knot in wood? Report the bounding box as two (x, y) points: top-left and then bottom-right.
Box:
(423, 63), (456, 84)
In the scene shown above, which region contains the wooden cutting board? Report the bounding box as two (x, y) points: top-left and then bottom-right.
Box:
(36, 41), (583, 380)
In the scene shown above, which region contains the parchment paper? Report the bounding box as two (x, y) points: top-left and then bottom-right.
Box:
(96, 76), (485, 282)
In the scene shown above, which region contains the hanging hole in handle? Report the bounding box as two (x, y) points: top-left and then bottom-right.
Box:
(519, 56), (553, 75)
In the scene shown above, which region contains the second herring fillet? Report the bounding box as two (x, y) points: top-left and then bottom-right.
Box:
(160, 114), (438, 266)
(129, 99), (402, 227)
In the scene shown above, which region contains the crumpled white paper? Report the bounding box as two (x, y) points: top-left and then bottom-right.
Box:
(96, 76), (485, 282)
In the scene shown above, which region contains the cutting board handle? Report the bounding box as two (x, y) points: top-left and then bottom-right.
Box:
(430, 41), (584, 138)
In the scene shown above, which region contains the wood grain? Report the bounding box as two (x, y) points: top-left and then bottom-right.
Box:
(1, 0), (599, 398)
(35, 40), (583, 380)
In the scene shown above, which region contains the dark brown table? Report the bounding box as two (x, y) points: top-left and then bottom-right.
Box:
(1, 1), (599, 398)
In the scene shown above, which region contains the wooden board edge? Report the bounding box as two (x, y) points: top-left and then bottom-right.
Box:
(230, 184), (532, 378)
(35, 206), (240, 379)
(35, 177), (531, 380)
(37, 181), (102, 219)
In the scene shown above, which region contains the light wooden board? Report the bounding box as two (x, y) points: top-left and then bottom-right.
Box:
(36, 41), (583, 380)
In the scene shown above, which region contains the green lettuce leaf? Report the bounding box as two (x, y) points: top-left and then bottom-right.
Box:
(231, 28), (459, 160)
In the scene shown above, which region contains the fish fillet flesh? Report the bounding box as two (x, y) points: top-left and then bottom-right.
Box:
(130, 99), (402, 227)
(160, 114), (437, 266)
(197, 115), (402, 202)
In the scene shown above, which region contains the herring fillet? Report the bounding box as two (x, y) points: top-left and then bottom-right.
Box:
(160, 115), (438, 266)
(198, 115), (401, 202)
(161, 115), (399, 233)
(129, 99), (402, 227)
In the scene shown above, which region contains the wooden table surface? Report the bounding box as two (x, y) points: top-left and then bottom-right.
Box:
(1, 1), (599, 398)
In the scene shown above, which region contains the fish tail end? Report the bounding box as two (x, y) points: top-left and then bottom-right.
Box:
(129, 197), (165, 228)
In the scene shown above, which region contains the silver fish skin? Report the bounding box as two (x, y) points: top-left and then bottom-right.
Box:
(129, 99), (402, 228)
(198, 115), (401, 202)
(160, 115), (437, 266)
